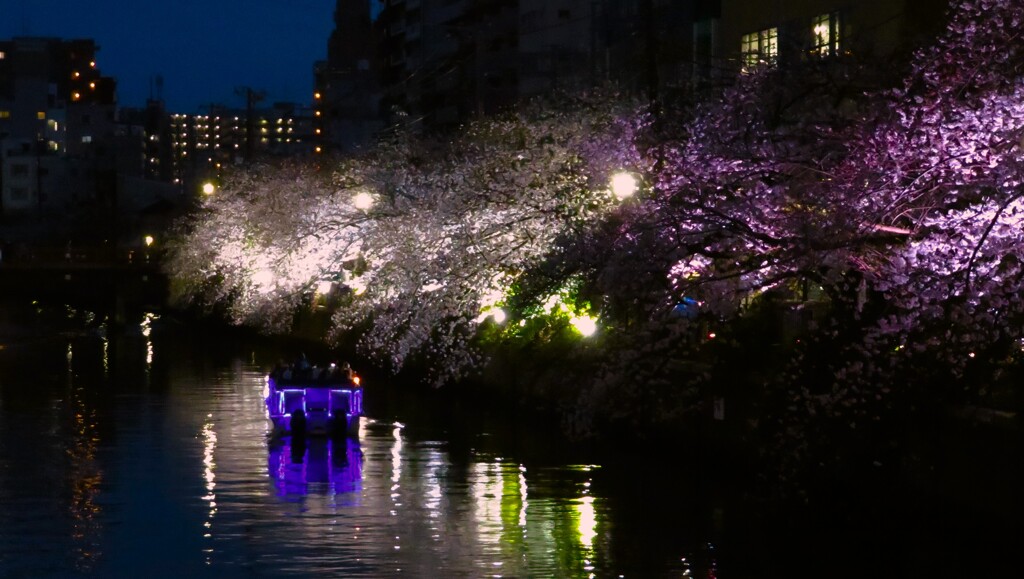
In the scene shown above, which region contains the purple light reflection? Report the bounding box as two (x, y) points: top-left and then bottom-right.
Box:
(267, 436), (363, 499)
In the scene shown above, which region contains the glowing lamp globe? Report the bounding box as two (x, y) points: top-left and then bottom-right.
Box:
(610, 172), (637, 201)
(570, 315), (598, 337)
(353, 192), (374, 211)
(202, 182), (216, 195)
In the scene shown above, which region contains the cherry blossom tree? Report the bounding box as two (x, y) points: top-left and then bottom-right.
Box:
(166, 92), (649, 384)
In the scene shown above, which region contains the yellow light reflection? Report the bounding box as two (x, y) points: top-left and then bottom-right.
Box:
(576, 494), (597, 549)
(201, 416), (217, 563)
(67, 376), (103, 572)
(391, 423), (404, 552)
(141, 313), (159, 368)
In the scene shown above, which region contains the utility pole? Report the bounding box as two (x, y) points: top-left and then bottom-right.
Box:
(235, 86), (266, 163)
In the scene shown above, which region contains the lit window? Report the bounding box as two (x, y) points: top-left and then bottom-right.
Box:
(740, 27), (778, 71)
(812, 13), (840, 56)
(0, 110), (10, 119)
(37, 111), (46, 120)
(0, 51), (5, 59)
(81, 135), (92, 143)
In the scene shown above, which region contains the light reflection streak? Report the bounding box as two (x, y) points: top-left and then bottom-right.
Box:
(141, 312), (158, 368)
(576, 494), (597, 550)
(391, 423), (403, 553)
(519, 466), (528, 529)
(101, 334), (109, 376)
(200, 415), (218, 564)
(67, 378), (103, 572)
(424, 451), (444, 526)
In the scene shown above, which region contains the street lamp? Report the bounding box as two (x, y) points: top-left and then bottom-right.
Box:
(144, 235), (155, 247)
(202, 182), (216, 195)
(570, 314), (598, 337)
(610, 172), (638, 201)
(353, 192), (374, 211)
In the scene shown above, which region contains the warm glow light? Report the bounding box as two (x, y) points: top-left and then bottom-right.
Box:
(476, 307), (506, 324)
(253, 269), (275, 290)
(571, 315), (598, 337)
(314, 92), (322, 99)
(144, 235), (154, 247)
(576, 495), (597, 549)
(353, 192), (374, 210)
(202, 182), (215, 195)
(610, 172), (638, 200)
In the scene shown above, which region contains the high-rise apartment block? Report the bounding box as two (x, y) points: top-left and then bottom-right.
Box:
(341, 0), (948, 135)
(0, 37), (117, 219)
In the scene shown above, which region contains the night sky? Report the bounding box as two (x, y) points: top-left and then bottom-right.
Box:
(0, 0), (339, 113)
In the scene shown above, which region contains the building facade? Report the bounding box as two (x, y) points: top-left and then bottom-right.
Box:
(362, 0), (950, 133)
(0, 37), (117, 222)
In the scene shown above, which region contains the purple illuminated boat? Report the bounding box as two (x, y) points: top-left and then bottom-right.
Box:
(264, 361), (363, 437)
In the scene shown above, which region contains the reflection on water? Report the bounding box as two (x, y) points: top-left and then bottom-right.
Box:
(267, 436), (363, 498)
(2, 313), (708, 578)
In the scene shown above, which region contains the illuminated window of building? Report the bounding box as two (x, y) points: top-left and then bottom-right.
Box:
(812, 13), (841, 56)
(740, 27), (778, 71)
(37, 111), (46, 120)
(0, 110), (10, 119)
(81, 135), (92, 143)
(0, 51), (5, 59)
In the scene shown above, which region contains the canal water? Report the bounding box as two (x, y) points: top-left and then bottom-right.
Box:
(0, 303), (1018, 578)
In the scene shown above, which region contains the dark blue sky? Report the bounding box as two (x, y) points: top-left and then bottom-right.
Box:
(0, 0), (341, 113)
